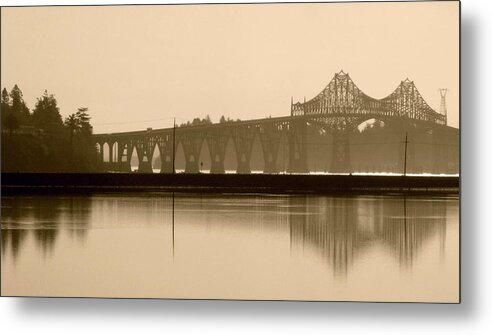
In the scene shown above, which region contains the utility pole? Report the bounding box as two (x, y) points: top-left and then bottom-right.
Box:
(403, 132), (408, 176)
(172, 117), (176, 174)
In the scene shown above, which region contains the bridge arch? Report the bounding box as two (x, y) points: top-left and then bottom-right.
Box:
(174, 133), (204, 173)
(174, 141), (186, 173)
(111, 142), (119, 162)
(224, 136), (237, 173)
(129, 145), (139, 172)
(198, 139), (212, 173)
(151, 143), (162, 173)
(250, 132), (265, 173)
(103, 142), (110, 162)
(120, 142), (129, 162)
(276, 131), (290, 173)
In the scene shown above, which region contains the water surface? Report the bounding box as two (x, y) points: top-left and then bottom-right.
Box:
(1, 193), (459, 302)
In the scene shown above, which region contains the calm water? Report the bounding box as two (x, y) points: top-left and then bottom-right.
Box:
(1, 193), (459, 302)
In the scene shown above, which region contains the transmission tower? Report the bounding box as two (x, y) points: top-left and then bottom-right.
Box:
(439, 88), (448, 125)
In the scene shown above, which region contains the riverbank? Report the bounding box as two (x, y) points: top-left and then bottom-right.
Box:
(1, 173), (459, 195)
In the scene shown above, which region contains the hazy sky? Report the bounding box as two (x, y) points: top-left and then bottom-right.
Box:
(1, 2), (459, 133)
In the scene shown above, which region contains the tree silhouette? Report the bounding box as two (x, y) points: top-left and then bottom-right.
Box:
(1, 87), (10, 109)
(2, 89), (99, 172)
(63, 107), (96, 171)
(65, 107), (91, 142)
(9, 84), (30, 125)
(1, 87), (11, 125)
(31, 90), (63, 134)
(5, 113), (19, 139)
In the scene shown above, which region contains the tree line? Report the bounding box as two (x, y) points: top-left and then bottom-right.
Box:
(1, 85), (100, 172)
(179, 114), (241, 127)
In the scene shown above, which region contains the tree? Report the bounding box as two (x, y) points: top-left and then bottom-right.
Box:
(31, 90), (63, 134)
(1, 87), (10, 106)
(65, 107), (93, 168)
(220, 115), (226, 123)
(75, 107), (92, 135)
(1, 87), (11, 124)
(65, 107), (92, 144)
(9, 84), (30, 125)
(2, 88), (99, 173)
(4, 113), (19, 138)
(191, 117), (201, 126)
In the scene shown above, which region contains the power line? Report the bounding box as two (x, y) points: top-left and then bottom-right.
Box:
(93, 117), (187, 126)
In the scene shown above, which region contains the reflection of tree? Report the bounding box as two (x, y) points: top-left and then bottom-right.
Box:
(29, 198), (61, 255)
(2, 197), (34, 261)
(1, 227), (28, 261)
(289, 196), (448, 277)
(1, 196), (92, 261)
(66, 196), (92, 242)
(33, 228), (59, 255)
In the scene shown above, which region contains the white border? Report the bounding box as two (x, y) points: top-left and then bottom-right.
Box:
(2, 0), (491, 334)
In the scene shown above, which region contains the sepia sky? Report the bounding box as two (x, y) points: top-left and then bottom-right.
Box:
(1, 1), (459, 133)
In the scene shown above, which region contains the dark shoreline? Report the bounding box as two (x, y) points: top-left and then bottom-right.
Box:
(1, 173), (459, 195)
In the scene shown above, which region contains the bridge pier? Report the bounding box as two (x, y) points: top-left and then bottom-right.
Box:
(260, 124), (284, 174)
(264, 158), (278, 174)
(120, 161), (132, 172)
(287, 119), (308, 174)
(120, 143), (132, 172)
(138, 160), (153, 173)
(207, 132), (228, 174)
(150, 135), (174, 174)
(330, 132), (351, 174)
(160, 153), (174, 173)
(178, 134), (203, 174)
(108, 143), (113, 164)
(185, 155), (199, 173)
(432, 130), (448, 175)
(407, 134), (416, 174)
(237, 154), (251, 174)
(233, 128), (256, 174)
(262, 142), (280, 174)
(135, 143), (153, 173)
(210, 157), (225, 174)
(97, 142), (104, 164)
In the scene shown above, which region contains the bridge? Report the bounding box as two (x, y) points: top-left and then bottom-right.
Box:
(93, 71), (459, 174)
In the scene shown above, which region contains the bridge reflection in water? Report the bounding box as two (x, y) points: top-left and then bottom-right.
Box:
(288, 196), (448, 276)
(1, 193), (457, 301)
